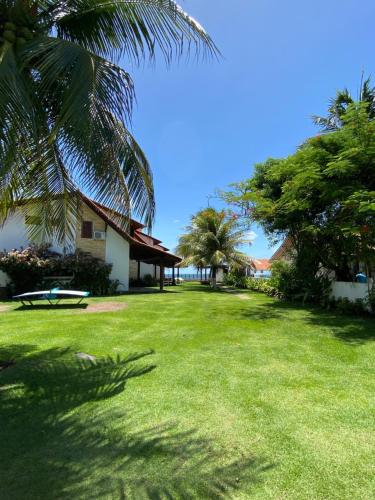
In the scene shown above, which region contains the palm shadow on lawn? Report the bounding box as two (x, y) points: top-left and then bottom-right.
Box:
(237, 298), (375, 344)
(0, 344), (272, 499)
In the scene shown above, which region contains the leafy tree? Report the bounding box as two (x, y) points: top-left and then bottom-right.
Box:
(312, 75), (375, 131)
(0, 0), (218, 243)
(176, 208), (252, 287)
(222, 103), (375, 284)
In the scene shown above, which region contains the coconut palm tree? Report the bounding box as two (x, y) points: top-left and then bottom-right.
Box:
(176, 208), (252, 287)
(0, 0), (218, 244)
(312, 76), (375, 131)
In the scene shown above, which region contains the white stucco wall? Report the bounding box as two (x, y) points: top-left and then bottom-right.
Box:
(0, 210), (71, 254)
(216, 269), (225, 282)
(140, 262), (158, 279)
(0, 270), (10, 287)
(330, 280), (372, 303)
(0, 212), (30, 251)
(129, 260), (160, 280)
(105, 226), (130, 292)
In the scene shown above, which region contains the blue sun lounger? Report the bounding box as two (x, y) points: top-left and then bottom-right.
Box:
(13, 288), (90, 306)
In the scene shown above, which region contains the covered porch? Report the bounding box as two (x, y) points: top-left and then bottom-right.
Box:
(129, 239), (181, 291)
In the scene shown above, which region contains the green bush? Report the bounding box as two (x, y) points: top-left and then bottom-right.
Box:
(223, 271), (247, 289)
(129, 274), (158, 288)
(62, 251), (116, 296)
(143, 274), (158, 287)
(268, 260), (331, 304)
(333, 297), (368, 315)
(0, 246), (118, 296)
(245, 277), (280, 297)
(0, 245), (55, 295)
(366, 283), (375, 314)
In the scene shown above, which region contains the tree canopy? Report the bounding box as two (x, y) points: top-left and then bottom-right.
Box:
(312, 75), (375, 131)
(222, 103), (375, 281)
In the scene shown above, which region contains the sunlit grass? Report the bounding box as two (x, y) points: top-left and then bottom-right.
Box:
(0, 284), (374, 499)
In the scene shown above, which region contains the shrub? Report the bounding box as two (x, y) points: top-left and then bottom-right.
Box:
(0, 246), (117, 297)
(143, 274), (158, 287)
(129, 274), (158, 288)
(223, 270), (248, 289)
(268, 260), (331, 304)
(62, 251), (116, 296)
(366, 283), (375, 314)
(333, 297), (368, 315)
(245, 277), (280, 297)
(0, 245), (56, 295)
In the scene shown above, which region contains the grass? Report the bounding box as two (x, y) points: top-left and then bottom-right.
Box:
(0, 283), (374, 499)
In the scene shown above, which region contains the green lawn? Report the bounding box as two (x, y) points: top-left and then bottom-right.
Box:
(1, 284), (374, 499)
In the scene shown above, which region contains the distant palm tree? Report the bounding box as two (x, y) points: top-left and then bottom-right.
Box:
(176, 208), (252, 287)
(312, 76), (375, 131)
(0, 0), (218, 243)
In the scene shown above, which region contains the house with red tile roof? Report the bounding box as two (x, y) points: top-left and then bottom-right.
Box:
(0, 193), (181, 292)
(252, 258), (271, 273)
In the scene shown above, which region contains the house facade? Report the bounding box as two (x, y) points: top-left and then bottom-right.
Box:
(0, 195), (181, 292)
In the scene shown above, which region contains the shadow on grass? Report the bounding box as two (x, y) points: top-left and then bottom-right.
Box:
(127, 287), (180, 295)
(14, 303), (89, 311)
(180, 284), (221, 293)
(237, 298), (375, 344)
(0, 345), (271, 499)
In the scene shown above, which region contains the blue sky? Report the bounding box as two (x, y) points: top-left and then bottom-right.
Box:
(128, 0), (375, 259)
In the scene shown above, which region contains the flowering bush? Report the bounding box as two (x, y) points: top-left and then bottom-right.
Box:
(0, 246), (117, 296)
(0, 245), (55, 294)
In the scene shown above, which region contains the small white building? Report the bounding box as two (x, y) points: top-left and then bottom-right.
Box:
(0, 194), (181, 293)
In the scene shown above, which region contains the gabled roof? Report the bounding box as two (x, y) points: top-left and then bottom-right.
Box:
(81, 195), (181, 266)
(252, 258), (270, 272)
(270, 238), (294, 261)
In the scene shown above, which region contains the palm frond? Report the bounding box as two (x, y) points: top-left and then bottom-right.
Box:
(54, 0), (219, 63)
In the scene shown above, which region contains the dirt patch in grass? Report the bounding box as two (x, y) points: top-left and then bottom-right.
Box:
(80, 302), (128, 313)
(220, 287), (252, 300)
(233, 293), (252, 300)
(0, 305), (12, 313)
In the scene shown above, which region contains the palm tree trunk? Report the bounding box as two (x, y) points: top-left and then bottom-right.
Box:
(211, 267), (217, 288)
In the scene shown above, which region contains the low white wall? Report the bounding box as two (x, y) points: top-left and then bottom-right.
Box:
(105, 227), (130, 292)
(330, 280), (372, 302)
(0, 270), (9, 287)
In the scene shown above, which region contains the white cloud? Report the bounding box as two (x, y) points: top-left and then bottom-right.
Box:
(173, 219), (180, 223)
(247, 230), (258, 241)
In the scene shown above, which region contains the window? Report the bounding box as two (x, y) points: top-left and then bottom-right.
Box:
(81, 220), (93, 239)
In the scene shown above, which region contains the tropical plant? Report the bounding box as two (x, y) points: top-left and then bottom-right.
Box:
(221, 102), (375, 295)
(0, 0), (218, 244)
(176, 208), (252, 287)
(312, 75), (375, 131)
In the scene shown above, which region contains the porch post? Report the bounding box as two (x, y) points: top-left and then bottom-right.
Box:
(154, 264), (157, 279)
(160, 261), (164, 291)
(137, 260), (141, 281)
(172, 265), (176, 285)
(177, 267), (180, 279)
